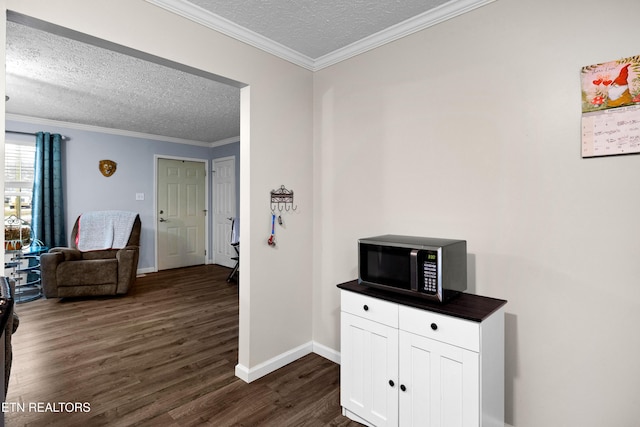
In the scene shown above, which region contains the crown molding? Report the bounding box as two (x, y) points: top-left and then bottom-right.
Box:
(314, 0), (496, 70)
(145, 0), (316, 70)
(146, 0), (495, 71)
(5, 113), (225, 147)
(210, 136), (240, 148)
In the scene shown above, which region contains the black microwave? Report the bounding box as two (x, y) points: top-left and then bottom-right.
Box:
(358, 235), (467, 303)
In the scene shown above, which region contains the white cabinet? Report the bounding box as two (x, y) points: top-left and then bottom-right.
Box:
(339, 284), (506, 427)
(398, 322), (479, 427)
(341, 292), (399, 427)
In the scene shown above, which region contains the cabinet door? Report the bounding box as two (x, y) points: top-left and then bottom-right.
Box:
(399, 331), (479, 427)
(341, 312), (399, 427)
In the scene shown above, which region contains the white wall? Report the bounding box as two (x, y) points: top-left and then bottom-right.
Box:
(3, 0), (315, 378)
(313, 0), (640, 425)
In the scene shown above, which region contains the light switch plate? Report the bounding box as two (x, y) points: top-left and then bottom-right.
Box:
(135, 193), (145, 201)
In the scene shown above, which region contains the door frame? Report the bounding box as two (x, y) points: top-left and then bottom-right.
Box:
(212, 155), (237, 266)
(154, 154), (209, 272)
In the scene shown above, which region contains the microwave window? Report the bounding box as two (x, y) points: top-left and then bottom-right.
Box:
(361, 245), (411, 289)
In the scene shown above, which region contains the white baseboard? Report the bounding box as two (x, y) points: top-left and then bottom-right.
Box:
(235, 342), (313, 383)
(235, 341), (341, 383)
(313, 341), (341, 364)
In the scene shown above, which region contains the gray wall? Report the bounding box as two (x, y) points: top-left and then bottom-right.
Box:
(312, 0), (640, 425)
(6, 118), (239, 272)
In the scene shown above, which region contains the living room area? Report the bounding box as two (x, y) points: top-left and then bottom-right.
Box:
(2, 8), (258, 425)
(2, 3), (319, 411)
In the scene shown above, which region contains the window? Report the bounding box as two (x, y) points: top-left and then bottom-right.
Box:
(4, 140), (35, 224)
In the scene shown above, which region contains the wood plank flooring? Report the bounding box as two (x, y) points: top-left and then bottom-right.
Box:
(5, 265), (360, 427)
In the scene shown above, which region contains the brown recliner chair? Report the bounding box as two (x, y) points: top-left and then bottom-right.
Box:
(41, 213), (141, 298)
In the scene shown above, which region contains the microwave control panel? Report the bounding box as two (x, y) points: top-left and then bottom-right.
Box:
(422, 250), (438, 294)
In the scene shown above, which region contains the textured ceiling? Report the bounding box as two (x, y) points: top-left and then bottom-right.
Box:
(5, 21), (241, 144)
(187, 0), (452, 59)
(5, 1), (490, 145)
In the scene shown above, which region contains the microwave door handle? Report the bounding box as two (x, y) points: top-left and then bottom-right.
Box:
(410, 250), (419, 291)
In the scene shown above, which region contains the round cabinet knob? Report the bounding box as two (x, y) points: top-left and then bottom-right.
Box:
(363, 305), (369, 311)
(388, 380), (395, 387)
(400, 384), (407, 392)
(430, 323), (438, 331)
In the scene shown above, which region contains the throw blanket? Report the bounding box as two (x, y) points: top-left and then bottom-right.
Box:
(76, 211), (138, 251)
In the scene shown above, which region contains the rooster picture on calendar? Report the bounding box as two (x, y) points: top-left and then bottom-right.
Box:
(581, 55), (640, 113)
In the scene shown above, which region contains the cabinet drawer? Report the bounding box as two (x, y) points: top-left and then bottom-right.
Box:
(341, 290), (398, 328)
(399, 305), (479, 352)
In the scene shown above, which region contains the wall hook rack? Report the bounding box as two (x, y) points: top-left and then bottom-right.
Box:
(270, 185), (297, 212)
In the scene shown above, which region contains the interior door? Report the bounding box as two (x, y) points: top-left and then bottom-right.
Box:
(213, 156), (236, 268)
(157, 158), (206, 270)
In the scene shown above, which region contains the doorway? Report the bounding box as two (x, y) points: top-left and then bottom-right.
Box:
(5, 12), (250, 383)
(212, 155), (237, 268)
(156, 157), (208, 270)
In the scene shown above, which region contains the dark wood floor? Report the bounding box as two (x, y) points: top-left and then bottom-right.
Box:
(5, 265), (360, 427)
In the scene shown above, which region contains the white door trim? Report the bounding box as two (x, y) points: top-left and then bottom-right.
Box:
(153, 154), (209, 272)
(212, 155), (237, 266)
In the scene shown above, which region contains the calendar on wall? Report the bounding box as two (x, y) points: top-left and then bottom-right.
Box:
(581, 55), (640, 158)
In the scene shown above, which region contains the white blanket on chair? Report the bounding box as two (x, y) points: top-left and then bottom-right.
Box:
(77, 210), (137, 251)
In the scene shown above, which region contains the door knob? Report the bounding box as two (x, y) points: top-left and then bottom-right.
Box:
(159, 218), (168, 222)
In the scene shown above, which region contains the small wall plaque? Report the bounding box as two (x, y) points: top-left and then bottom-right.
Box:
(99, 159), (117, 177)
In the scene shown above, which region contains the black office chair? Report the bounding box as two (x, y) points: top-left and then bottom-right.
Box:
(227, 218), (239, 282)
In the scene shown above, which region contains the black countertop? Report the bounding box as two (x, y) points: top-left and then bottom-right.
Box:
(337, 280), (507, 322)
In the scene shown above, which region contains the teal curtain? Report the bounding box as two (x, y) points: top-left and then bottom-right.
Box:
(32, 132), (66, 248)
